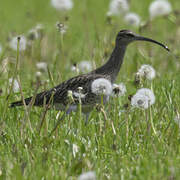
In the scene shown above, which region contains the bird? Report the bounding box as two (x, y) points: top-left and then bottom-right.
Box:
(10, 30), (169, 121)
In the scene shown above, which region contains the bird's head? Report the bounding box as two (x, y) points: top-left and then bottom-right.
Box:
(116, 29), (169, 51)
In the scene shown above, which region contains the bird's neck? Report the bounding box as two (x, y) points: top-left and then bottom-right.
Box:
(94, 44), (127, 82)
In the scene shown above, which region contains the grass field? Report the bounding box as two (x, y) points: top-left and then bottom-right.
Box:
(0, 0), (180, 179)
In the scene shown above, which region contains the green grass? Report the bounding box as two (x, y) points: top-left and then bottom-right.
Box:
(0, 0), (180, 179)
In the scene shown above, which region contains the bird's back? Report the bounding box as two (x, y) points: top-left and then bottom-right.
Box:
(10, 73), (111, 109)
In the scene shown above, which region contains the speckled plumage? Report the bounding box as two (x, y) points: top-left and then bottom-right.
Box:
(11, 73), (110, 112)
(11, 30), (169, 114)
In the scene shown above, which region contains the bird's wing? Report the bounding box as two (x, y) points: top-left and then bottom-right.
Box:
(36, 73), (109, 106)
(10, 73), (110, 107)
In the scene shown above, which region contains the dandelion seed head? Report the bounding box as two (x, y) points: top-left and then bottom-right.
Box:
(137, 64), (156, 80)
(27, 24), (44, 40)
(107, 0), (129, 16)
(9, 78), (20, 93)
(131, 88), (155, 109)
(9, 35), (27, 51)
(51, 0), (73, 11)
(36, 62), (48, 71)
(79, 61), (93, 73)
(91, 78), (112, 96)
(131, 93), (149, 109)
(137, 88), (155, 105)
(112, 83), (126, 96)
(27, 29), (39, 40)
(149, 0), (172, 19)
(71, 63), (79, 73)
(71, 66), (78, 72)
(78, 171), (96, 180)
(124, 12), (141, 27)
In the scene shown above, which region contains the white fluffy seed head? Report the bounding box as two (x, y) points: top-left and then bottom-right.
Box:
(91, 78), (112, 96)
(137, 64), (156, 80)
(73, 92), (86, 99)
(131, 93), (149, 109)
(9, 78), (20, 93)
(136, 88), (155, 104)
(124, 12), (141, 27)
(51, 0), (73, 11)
(78, 171), (96, 180)
(27, 24), (44, 40)
(131, 88), (155, 109)
(149, 0), (172, 19)
(78, 60), (93, 73)
(71, 65), (79, 72)
(107, 0), (129, 16)
(9, 35), (27, 51)
(36, 62), (48, 71)
(112, 83), (126, 96)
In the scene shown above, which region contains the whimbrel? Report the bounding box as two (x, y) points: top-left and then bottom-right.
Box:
(11, 30), (169, 119)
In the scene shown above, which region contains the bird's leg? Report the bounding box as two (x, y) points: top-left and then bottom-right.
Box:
(48, 112), (66, 137)
(84, 113), (90, 125)
(49, 105), (77, 137)
(66, 105), (77, 114)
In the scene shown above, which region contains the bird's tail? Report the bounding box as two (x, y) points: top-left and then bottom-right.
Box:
(10, 97), (32, 108)
(10, 90), (52, 108)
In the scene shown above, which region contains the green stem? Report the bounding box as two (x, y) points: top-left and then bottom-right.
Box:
(2, 37), (20, 120)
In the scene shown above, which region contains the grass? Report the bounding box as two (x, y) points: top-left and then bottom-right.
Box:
(0, 0), (180, 179)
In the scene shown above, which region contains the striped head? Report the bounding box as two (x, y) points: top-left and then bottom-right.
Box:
(116, 29), (169, 51)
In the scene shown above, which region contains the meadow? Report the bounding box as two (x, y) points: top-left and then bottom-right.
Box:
(0, 0), (180, 179)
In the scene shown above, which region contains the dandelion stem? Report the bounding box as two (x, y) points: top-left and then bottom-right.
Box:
(149, 106), (157, 136)
(145, 110), (150, 134)
(49, 112), (66, 137)
(48, 104), (70, 137)
(2, 37), (20, 120)
(17, 77), (34, 134)
(38, 91), (55, 135)
(47, 66), (55, 87)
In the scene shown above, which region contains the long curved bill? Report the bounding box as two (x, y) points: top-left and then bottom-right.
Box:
(135, 36), (170, 52)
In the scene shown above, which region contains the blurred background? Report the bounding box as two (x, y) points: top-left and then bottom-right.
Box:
(0, 0), (179, 87)
(0, 0), (180, 179)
